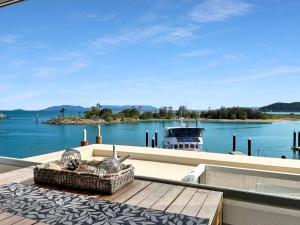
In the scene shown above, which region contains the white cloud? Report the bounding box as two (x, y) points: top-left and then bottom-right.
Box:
(190, 0), (253, 23)
(89, 24), (196, 51)
(31, 61), (87, 79)
(219, 66), (300, 84)
(180, 49), (215, 57)
(68, 12), (117, 22)
(0, 90), (44, 103)
(156, 26), (195, 43)
(31, 67), (58, 79)
(49, 51), (83, 61)
(0, 35), (18, 44)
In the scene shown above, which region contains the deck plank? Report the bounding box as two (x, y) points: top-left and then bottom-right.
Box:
(0, 215), (23, 225)
(0, 212), (13, 221)
(13, 218), (37, 225)
(109, 180), (152, 203)
(197, 191), (223, 225)
(166, 187), (198, 214)
(138, 183), (172, 208)
(0, 168), (33, 185)
(98, 180), (151, 201)
(125, 182), (162, 206)
(151, 185), (184, 211)
(181, 189), (209, 217)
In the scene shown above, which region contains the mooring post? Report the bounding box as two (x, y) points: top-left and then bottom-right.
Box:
(152, 136), (155, 148)
(248, 137), (252, 156)
(155, 129), (158, 147)
(233, 133), (236, 151)
(81, 129), (88, 146)
(146, 129), (149, 147)
(96, 125), (102, 144)
(293, 130), (297, 148)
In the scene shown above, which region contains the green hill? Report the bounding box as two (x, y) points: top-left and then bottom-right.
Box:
(260, 102), (300, 112)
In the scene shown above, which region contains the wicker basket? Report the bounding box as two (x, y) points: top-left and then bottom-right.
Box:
(34, 161), (134, 194)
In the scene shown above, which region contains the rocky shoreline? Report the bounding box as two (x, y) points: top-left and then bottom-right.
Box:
(43, 116), (293, 125)
(44, 117), (105, 125)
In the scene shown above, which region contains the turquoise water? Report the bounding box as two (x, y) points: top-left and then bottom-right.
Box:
(0, 111), (300, 159)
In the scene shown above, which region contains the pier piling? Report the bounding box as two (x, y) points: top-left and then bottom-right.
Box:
(146, 130), (149, 147)
(233, 133), (236, 151)
(152, 136), (155, 148)
(81, 129), (88, 146)
(293, 130), (297, 148)
(248, 138), (252, 156)
(96, 125), (102, 144)
(155, 130), (158, 147)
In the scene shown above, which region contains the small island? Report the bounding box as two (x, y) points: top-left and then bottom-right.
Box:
(44, 104), (300, 125)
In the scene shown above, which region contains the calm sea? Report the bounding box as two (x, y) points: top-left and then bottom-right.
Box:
(0, 111), (300, 159)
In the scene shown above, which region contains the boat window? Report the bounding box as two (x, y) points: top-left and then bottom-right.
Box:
(179, 144), (183, 149)
(168, 128), (203, 138)
(184, 144), (189, 148)
(174, 144), (178, 149)
(190, 144), (195, 149)
(195, 144), (198, 149)
(169, 144), (173, 149)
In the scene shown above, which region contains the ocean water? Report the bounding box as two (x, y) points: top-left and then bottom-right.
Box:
(0, 111), (300, 159)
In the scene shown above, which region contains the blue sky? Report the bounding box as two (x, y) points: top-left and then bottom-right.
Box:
(0, 0), (300, 110)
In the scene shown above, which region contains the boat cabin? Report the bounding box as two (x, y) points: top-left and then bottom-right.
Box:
(163, 127), (205, 151)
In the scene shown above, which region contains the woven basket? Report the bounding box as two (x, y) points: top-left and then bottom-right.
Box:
(34, 161), (134, 194)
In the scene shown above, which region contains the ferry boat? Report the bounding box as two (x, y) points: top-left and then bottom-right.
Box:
(162, 121), (204, 151)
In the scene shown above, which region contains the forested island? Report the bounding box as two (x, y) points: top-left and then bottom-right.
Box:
(44, 104), (299, 125)
(260, 102), (300, 112)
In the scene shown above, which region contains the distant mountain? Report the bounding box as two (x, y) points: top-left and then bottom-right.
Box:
(42, 105), (158, 112)
(12, 109), (27, 111)
(42, 105), (88, 111)
(259, 102), (300, 112)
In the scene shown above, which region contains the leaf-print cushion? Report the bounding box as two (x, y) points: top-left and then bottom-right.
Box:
(0, 183), (209, 225)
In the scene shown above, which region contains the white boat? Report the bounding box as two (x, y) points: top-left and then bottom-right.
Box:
(162, 121), (204, 151)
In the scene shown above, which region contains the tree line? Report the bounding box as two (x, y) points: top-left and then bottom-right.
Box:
(201, 107), (272, 120)
(83, 104), (273, 121)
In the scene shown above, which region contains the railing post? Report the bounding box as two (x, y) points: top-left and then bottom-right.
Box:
(248, 138), (252, 156)
(233, 133), (236, 151)
(81, 129), (88, 146)
(152, 136), (155, 148)
(293, 130), (297, 148)
(155, 130), (158, 147)
(96, 125), (102, 144)
(146, 129), (149, 147)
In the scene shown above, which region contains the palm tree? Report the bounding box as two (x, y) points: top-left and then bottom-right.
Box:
(96, 103), (101, 110)
(60, 107), (66, 117)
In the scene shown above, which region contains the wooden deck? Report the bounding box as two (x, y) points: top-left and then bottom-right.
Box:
(0, 167), (223, 225)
